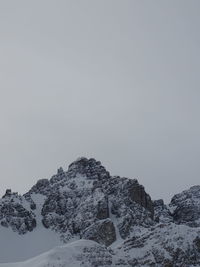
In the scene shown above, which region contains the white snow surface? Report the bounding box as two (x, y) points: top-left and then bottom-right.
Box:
(0, 193), (62, 263)
(0, 240), (106, 267)
(1, 223), (200, 266)
(0, 226), (62, 263)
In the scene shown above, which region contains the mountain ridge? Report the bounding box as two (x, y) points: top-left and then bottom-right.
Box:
(0, 157), (200, 266)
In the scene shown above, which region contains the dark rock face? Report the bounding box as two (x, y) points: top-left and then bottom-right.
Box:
(128, 182), (154, 218)
(0, 158), (154, 245)
(41, 187), (110, 238)
(153, 199), (173, 223)
(0, 190), (36, 234)
(194, 237), (200, 253)
(25, 179), (50, 196)
(82, 219), (116, 246)
(37, 158), (154, 243)
(68, 157), (110, 180)
(106, 176), (154, 239)
(121, 223), (200, 266)
(78, 241), (113, 267)
(153, 186), (200, 227)
(170, 185), (200, 227)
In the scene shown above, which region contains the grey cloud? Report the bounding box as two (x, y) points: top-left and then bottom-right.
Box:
(0, 0), (200, 202)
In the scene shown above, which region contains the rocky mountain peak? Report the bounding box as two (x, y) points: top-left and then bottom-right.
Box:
(2, 189), (12, 198)
(1, 158), (200, 266)
(0, 157), (155, 246)
(67, 157), (110, 180)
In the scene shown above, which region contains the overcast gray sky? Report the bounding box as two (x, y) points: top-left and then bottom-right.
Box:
(0, 0), (200, 202)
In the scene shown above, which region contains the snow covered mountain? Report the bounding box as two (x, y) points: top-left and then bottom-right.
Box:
(0, 157), (200, 266)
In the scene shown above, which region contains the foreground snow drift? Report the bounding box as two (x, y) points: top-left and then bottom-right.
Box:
(1, 223), (200, 267)
(0, 240), (113, 267)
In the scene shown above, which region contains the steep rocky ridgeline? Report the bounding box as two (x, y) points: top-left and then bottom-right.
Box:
(119, 223), (200, 266)
(153, 185), (200, 227)
(1, 157), (200, 266)
(0, 189), (36, 234)
(0, 158), (154, 244)
(153, 199), (173, 224)
(170, 185), (200, 227)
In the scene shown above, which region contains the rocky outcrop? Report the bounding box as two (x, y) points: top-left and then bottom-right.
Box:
(154, 199), (173, 223)
(153, 186), (200, 227)
(67, 157), (110, 182)
(0, 190), (36, 234)
(39, 158), (154, 242)
(120, 223), (200, 266)
(82, 219), (116, 246)
(128, 181), (154, 218)
(170, 185), (200, 227)
(106, 176), (154, 239)
(0, 158), (154, 243)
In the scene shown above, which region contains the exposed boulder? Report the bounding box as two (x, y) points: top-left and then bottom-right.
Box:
(154, 199), (173, 223)
(170, 185), (200, 227)
(68, 157), (110, 180)
(82, 219), (116, 246)
(0, 190), (36, 234)
(127, 181), (154, 218)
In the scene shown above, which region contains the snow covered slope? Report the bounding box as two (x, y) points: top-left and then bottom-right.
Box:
(0, 240), (113, 267)
(0, 223), (61, 263)
(1, 224), (200, 267)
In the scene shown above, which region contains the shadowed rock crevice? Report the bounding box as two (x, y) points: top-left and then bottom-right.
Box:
(82, 219), (116, 246)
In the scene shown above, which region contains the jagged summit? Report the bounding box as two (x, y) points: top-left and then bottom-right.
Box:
(0, 157), (154, 240)
(170, 185), (200, 227)
(67, 157), (110, 180)
(68, 157), (103, 170)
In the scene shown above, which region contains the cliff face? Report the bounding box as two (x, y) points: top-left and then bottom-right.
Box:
(0, 158), (154, 244)
(33, 158), (154, 243)
(1, 157), (200, 266)
(170, 185), (200, 227)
